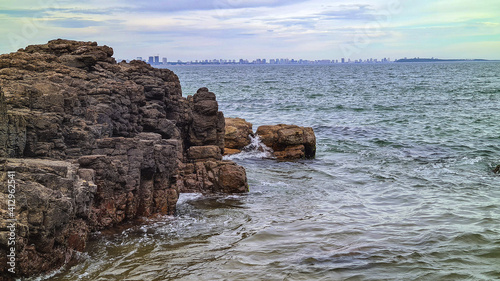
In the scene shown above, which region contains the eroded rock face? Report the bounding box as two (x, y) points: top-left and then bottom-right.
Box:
(0, 39), (247, 278)
(0, 159), (94, 277)
(256, 124), (316, 160)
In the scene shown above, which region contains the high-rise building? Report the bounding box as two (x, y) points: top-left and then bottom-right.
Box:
(154, 56), (160, 64)
(148, 56), (154, 64)
(162, 57), (167, 64)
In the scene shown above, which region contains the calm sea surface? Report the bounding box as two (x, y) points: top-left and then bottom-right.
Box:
(43, 63), (500, 280)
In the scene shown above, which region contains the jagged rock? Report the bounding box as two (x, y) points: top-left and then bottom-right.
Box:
(256, 124), (316, 160)
(224, 117), (253, 155)
(187, 88), (225, 154)
(494, 164), (500, 174)
(0, 39), (248, 278)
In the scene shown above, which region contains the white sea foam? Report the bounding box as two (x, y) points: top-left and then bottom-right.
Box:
(223, 135), (275, 160)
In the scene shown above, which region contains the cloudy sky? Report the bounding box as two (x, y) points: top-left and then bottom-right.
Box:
(1, 0), (499, 61)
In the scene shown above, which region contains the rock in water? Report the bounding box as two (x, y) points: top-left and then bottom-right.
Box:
(224, 117), (254, 155)
(0, 39), (248, 278)
(256, 124), (316, 160)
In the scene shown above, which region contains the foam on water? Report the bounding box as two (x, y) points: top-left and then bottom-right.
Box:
(223, 135), (274, 160)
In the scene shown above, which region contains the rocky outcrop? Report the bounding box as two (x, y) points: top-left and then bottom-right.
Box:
(256, 124), (316, 160)
(0, 39), (247, 279)
(494, 164), (500, 174)
(187, 88), (225, 153)
(224, 117), (253, 155)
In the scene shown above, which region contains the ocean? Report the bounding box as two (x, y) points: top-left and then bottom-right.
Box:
(43, 62), (500, 280)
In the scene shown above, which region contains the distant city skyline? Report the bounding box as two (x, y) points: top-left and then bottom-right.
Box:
(1, 1), (499, 60)
(132, 55), (394, 65)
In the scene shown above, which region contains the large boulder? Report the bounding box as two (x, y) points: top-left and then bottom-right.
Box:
(256, 124), (316, 160)
(224, 117), (253, 155)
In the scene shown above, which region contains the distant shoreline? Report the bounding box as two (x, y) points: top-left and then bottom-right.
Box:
(156, 60), (500, 67)
(395, 58), (499, 63)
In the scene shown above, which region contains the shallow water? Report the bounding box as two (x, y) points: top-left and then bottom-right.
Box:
(40, 62), (500, 280)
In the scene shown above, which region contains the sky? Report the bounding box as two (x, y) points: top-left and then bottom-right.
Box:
(0, 0), (499, 61)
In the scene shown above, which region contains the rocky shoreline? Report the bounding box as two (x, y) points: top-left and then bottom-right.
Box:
(0, 39), (249, 279)
(0, 40), (316, 279)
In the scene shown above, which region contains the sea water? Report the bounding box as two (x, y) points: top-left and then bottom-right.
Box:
(44, 62), (500, 280)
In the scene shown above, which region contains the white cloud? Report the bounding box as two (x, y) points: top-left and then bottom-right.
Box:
(0, 0), (498, 60)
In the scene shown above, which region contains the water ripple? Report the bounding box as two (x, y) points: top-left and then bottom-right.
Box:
(42, 63), (500, 281)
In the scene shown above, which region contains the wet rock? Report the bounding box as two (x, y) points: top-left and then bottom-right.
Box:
(224, 117), (253, 155)
(256, 124), (316, 160)
(494, 164), (500, 174)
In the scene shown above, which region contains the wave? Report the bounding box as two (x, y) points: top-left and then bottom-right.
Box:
(223, 135), (274, 161)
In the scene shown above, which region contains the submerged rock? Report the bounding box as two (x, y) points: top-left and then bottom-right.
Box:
(0, 39), (247, 278)
(494, 164), (500, 174)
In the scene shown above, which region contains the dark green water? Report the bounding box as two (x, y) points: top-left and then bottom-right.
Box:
(41, 63), (500, 280)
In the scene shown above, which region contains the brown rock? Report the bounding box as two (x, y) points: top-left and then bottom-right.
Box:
(256, 124), (316, 160)
(274, 145), (305, 160)
(224, 148), (243, 155)
(177, 160), (248, 194)
(224, 117), (253, 152)
(217, 162), (249, 193)
(187, 145), (222, 161)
